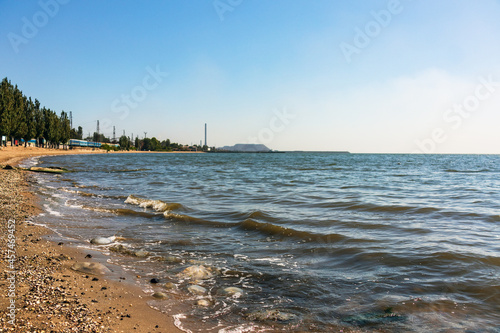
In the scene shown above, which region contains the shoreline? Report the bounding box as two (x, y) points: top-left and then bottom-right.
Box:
(0, 147), (182, 332)
(0, 146), (204, 166)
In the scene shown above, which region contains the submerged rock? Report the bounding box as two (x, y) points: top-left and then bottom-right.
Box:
(108, 244), (149, 258)
(164, 282), (176, 290)
(133, 250), (149, 258)
(342, 309), (405, 326)
(164, 256), (183, 263)
(179, 265), (215, 280)
(90, 237), (113, 245)
(221, 287), (244, 296)
(187, 285), (207, 295)
(109, 244), (131, 255)
(247, 309), (297, 322)
(28, 166), (69, 174)
(71, 262), (111, 275)
(196, 299), (212, 307)
(152, 292), (169, 299)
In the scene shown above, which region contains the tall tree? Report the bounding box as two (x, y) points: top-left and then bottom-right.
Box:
(34, 99), (44, 146)
(24, 97), (36, 146)
(0, 78), (15, 144)
(59, 111), (70, 149)
(44, 109), (59, 148)
(12, 86), (27, 144)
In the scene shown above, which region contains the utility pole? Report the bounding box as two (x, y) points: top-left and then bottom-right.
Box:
(144, 132), (147, 139)
(97, 120), (100, 136)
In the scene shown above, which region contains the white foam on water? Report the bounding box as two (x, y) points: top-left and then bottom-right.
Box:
(125, 194), (177, 212)
(44, 204), (62, 216)
(173, 314), (193, 333)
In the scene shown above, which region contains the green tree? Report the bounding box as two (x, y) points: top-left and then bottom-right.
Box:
(59, 111), (71, 149)
(0, 79), (20, 145)
(119, 135), (130, 150)
(24, 97), (36, 146)
(44, 109), (60, 148)
(150, 137), (160, 151)
(11, 87), (27, 145)
(34, 99), (44, 146)
(142, 138), (151, 151)
(0, 78), (15, 145)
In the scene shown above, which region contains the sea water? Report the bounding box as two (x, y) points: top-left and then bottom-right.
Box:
(32, 153), (500, 332)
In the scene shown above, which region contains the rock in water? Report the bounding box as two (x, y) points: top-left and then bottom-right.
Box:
(197, 299), (212, 307)
(187, 285), (207, 295)
(134, 250), (149, 258)
(179, 265), (214, 280)
(342, 309), (405, 326)
(71, 262), (111, 275)
(221, 287), (244, 296)
(29, 166), (69, 174)
(152, 292), (169, 299)
(247, 309), (296, 322)
(90, 237), (113, 245)
(164, 282), (176, 290)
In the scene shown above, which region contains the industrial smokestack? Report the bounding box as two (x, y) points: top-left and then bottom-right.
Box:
(205, 123), (207, 147)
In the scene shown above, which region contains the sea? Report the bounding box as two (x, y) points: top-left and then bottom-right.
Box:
(26, 153), (500, 332)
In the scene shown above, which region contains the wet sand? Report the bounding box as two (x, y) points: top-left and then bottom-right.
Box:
(0, 147), (182, 332)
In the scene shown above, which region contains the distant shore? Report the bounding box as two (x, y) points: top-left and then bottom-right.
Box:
(0, 146), (204, 166)
(0, 147), (182, 332)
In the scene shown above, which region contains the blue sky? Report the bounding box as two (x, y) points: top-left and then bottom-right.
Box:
(1, 0), (500, 153)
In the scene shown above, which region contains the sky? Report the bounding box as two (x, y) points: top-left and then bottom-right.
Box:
(1, 0), (500, 153)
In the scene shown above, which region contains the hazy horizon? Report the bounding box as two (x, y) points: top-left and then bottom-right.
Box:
(2, 1), (499, 154)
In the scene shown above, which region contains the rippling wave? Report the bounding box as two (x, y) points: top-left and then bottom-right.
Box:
(32, 153), (500, 332)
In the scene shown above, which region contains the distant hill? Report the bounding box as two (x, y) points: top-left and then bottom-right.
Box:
(218, 144), (271, 152)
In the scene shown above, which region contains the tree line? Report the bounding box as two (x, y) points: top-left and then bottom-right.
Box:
(0, 77), (82, 148)
(1, 77), (212, 152)
(105, 135), (209, 152)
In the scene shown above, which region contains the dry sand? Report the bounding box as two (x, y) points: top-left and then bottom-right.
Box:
(0, 147), (182, 332)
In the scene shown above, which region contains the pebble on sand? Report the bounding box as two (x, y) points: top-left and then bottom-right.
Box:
(71, 262), (111, 275)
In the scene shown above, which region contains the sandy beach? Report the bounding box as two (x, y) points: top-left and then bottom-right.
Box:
(0, 147), (182, 332)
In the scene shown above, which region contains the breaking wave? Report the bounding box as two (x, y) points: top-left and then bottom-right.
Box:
(124, 195), (184, 212)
